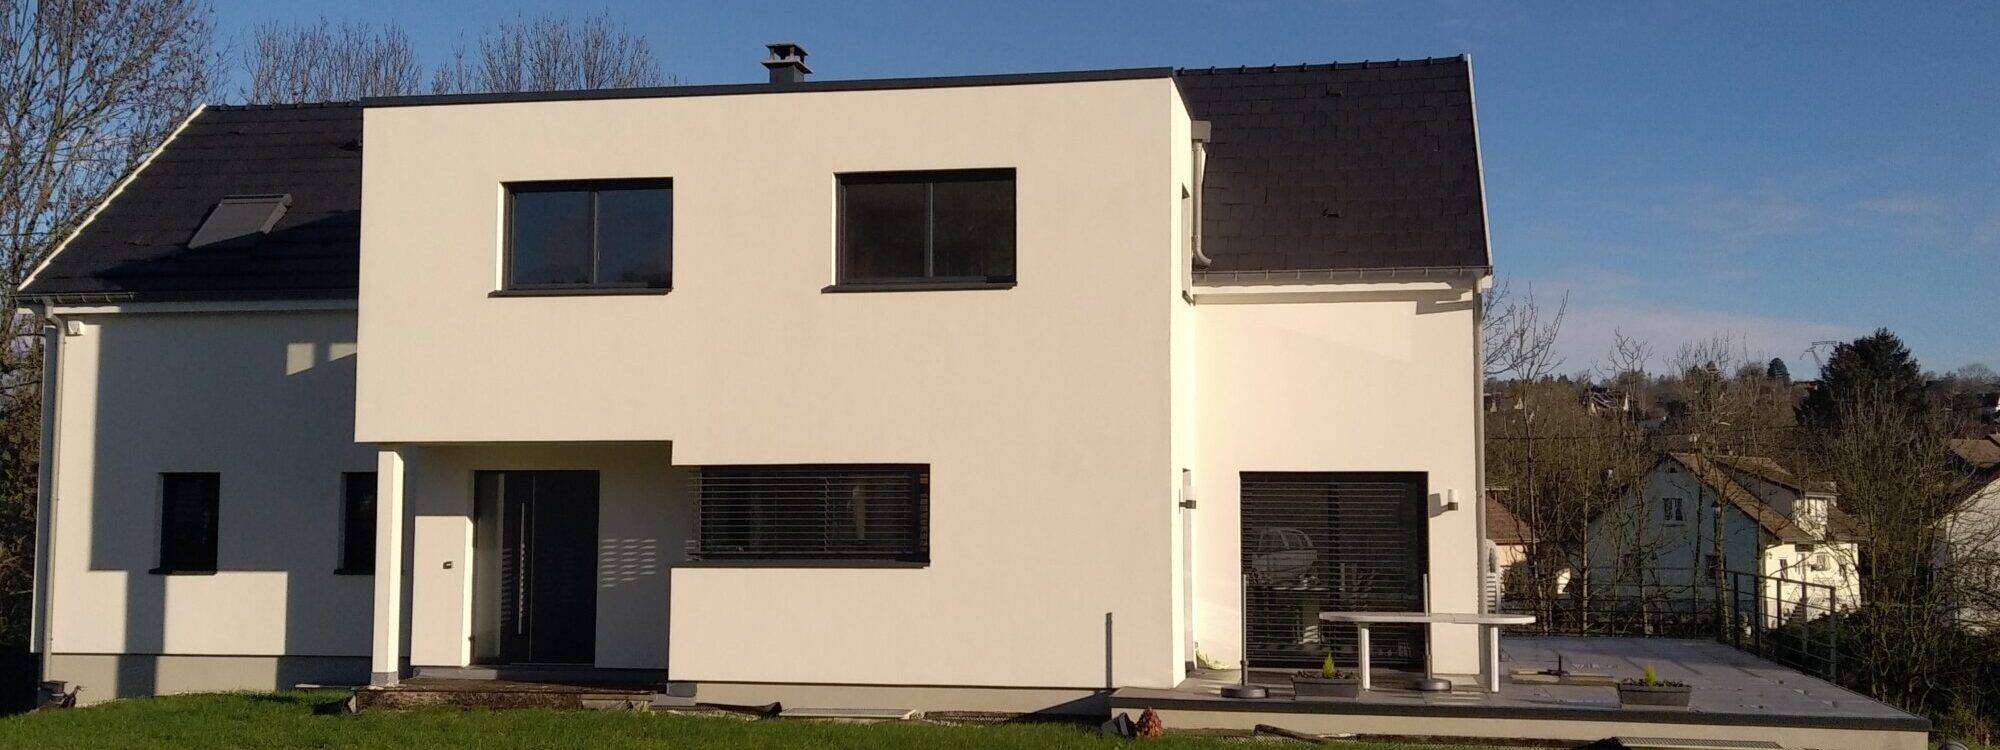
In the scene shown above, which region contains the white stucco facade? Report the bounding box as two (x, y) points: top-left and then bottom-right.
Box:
(35, 307), (382, 701)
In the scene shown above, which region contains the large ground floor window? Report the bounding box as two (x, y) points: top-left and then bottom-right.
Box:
(693, 464), (929, 565)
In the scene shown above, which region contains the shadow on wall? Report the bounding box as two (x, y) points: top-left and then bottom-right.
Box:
(78, 310), (373, 700)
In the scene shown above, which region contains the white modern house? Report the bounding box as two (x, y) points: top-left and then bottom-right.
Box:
(1582, 453), (1864, 619)
(20, 48), (1495, 709)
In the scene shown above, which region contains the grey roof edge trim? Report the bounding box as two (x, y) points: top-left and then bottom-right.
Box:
(1194, 265), (1492, 285)
(18, 103), (208, 295)
(1463, 52), (1496, 268)
(20, 288), (359, 307)
(362, 67), (1177, 108)
(1172, 54), (1469, 76)
(205, 101), (360, 111)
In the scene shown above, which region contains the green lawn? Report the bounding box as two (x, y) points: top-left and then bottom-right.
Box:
(0, 690), (1491, 749)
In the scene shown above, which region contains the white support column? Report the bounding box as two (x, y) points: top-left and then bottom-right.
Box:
(371, 447), (407, 686)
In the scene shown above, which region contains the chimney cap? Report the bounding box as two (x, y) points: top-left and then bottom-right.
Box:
(763, 42), (810, 69)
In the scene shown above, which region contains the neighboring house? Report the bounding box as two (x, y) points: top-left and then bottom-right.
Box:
(1582, 453), (1863, 621)
(1947, 434), (2000, 628)
(1483, 492), (1548, 611)
(1581, 385), (1631, 417)
(22, 48), (1494, 707)
(1952, 391), (2000, 425)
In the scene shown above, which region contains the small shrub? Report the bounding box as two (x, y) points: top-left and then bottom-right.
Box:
(1619, 664), (1687, 688)
(1294, 654), (1355, 680)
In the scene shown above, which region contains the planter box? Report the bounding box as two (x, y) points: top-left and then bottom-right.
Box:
(1618, 683), (1692, 708)
(1292, 675), (1361, 700)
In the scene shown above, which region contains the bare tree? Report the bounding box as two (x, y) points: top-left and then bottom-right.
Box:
(430, 13), (669, 94)
(0, 0), (216, 645)
(242, 17), (420, 103)
(1483, 280), (1568, 381)
(1809, 380), (1982, 718)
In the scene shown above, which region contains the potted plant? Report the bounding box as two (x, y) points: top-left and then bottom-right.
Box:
(1617, 665), (1691, 708)
(1292, 654), (1361, 700)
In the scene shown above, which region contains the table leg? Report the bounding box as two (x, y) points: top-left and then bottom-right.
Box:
(1486, 624), (1501, 693)
(1357, 625), (1372, 691)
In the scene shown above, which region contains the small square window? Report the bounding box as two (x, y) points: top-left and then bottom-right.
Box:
(837, 170), (1015, 287)
(156, 473), (219, 574)
(505, 179), (672, 291)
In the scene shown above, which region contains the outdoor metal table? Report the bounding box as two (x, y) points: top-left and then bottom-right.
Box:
(1318, 611), (1537, 693)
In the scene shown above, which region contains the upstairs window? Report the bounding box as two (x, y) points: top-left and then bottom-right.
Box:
(505, 179), (672, 291)
(156, 473), (219, 574)
(837, 170), (1015, 288)
(1661, 496), (1686, 525)
(693, 465), (929, 565)
(339, 472), (377, 574)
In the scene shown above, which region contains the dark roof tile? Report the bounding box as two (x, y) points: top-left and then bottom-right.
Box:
(1178, 56), (1490, 275)
(21, 104), (361, 301)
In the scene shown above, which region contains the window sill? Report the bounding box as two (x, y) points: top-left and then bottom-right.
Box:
(332, 567), (375, 576)
(489, 287), (671, 298)
(678, 559), (929, 569)
(822, 281), (1015, 294)
(149, 567), (216, 576)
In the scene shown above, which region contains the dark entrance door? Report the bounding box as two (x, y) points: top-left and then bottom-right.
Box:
(474, 470), (599, 665)
(1241, 472), (1428, 668)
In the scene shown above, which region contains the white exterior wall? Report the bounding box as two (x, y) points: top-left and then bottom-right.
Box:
(1188, 284), (1485, 675)
(358, 78), (1190, 689)
(40, 309), (378, 698)
(1761, 540), (1861, 614)
(1949, 476), (2000, 628)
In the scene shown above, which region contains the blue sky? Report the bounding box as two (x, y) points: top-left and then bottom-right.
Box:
(208, 0), (2000, 375)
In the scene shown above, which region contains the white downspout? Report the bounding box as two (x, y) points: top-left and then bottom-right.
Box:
(1190, 121), (1214, 270)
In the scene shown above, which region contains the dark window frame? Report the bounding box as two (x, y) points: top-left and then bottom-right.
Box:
(833, 169), (1016, 289)
(152, 472), (220, 575)
(336, 472), (378, 575)
(1661, 495), (1686, 525)
(690, 463), (930, 567)
(501, 178), (674, 293)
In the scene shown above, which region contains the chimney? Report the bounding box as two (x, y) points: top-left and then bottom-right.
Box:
(763, 42), (811, 84)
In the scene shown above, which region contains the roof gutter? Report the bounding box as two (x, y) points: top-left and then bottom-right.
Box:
(1194, 264), (1493, 285)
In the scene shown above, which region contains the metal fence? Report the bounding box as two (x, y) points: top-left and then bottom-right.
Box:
(1722, 570), (1841, 681)
(1500, 567), (1842, 681)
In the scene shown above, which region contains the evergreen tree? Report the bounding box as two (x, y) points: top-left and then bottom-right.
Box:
(1797, 329), (1928, 430)
(1765, 357), (1790, 382)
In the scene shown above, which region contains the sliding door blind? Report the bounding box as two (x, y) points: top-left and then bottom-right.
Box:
(694, 465), (929, 563)
(1241, 472), (1428, 668)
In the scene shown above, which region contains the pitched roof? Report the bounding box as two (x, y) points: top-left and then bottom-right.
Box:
(1827, 505), (1867, 542)
(1710, 454), (1837, 495)
(20, 103), (361, 302)
(23, 58), (1490, 302)
(1666, 452), (1813, 544)
(1951, 435), (2000, 471)
(1485, 494), (1534, 545)
(1177, 57), (1490, 278)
